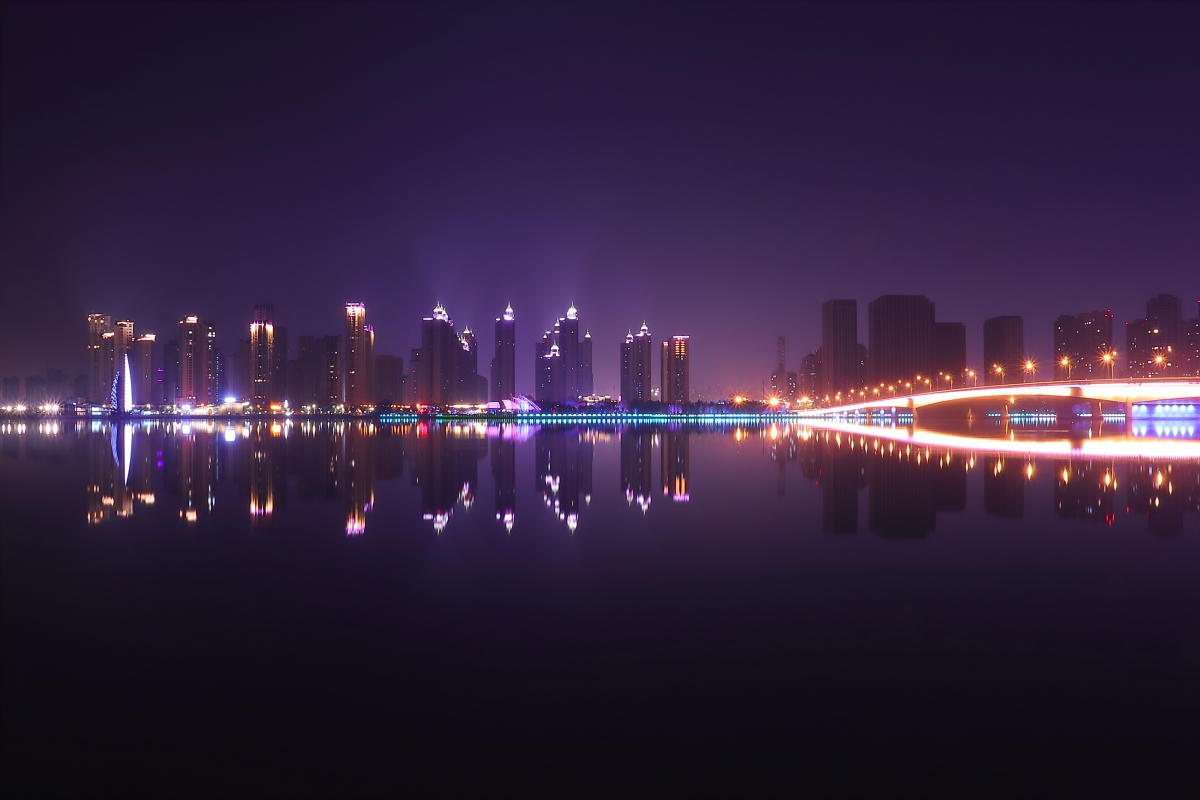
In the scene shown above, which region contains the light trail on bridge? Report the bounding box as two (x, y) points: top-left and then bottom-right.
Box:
(794, 380), (1200, 417)
(793, 418), (1200, 461)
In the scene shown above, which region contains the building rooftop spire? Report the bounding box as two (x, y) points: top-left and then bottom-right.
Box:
(567, 302), (578, 320)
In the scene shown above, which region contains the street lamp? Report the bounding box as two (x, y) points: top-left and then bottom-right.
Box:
(967, 369), (977, 387)
(994, 364), (1004, 384)
(1023, 360), (1035, 383)
(1100, 351), (1116, 380)
(1060, 356), (1071, 380)
(943, 374), (953, 390)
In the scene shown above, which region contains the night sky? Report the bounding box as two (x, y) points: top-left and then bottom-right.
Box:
(1, 1), (1196, 397)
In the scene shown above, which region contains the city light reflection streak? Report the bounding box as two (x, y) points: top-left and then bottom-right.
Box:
(794, 419), (1200, 460)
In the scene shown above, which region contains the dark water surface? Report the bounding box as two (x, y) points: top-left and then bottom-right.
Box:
(3, 420), (1198, 797)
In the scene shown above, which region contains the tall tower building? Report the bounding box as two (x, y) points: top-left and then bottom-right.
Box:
(821, 300), (858, 398)
(178, 316), (216, 405)
(868, 295), (935, 386)
(249, 304), (274, 406)
(579, 331), (594, 397)
(620, 323), (653, 404)
(491, 304), (516, 402)
(559, 303), (580, 401)
(114, 320), (135, 392)
(86, 314), (112, 403)
(344, 303), (370, 406)
(983, 316), (1024, 385)
(535, 330), (554, 402)
(662, 335), (690, 404)
(417, 304), (458, 406)
(131, 334), (156, 406)
(770, 336), (786, 396)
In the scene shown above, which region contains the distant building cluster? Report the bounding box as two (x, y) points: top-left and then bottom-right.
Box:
(1, 292), (1195, 412)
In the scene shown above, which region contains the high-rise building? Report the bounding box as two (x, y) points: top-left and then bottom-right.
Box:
(249, 304), (274, 407)
(868, 295), (934, 386)
(344, 303), (371, 407)
(162, 339), (180, 406)
(1054, 309), (1113, 378)
(86, 314), (112, 403)
(113, 320), (135, 393)
(770, 336), (786, 397)
(1127, 294), (1183, 378)
(491, 304), (516, 402)
(458, 327), (486, 403)
(821, 300), (858, 398)
(417, 304), (458, 406)
(799, 352), (820, 400)
(579, 331), (594, 397)
(620, 322), (654, 404)
(559, 304), (580, 402)
(273, 325), (288, 403)
(983, 316), (1024, 385)
(1, 376), (18, 403)
(535, 330), (554, 402)
(321, 335), (342, 407)
(178, 316), (216, 405)
(661, 335), (690, 404)
(931, 322), (966, 382)
(1185, 300), (1200, 377)
(407, 348), (422, 405)
(131, 334), (156, 406)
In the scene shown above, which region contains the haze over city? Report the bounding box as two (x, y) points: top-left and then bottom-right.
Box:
(1, 1), (1196, 395)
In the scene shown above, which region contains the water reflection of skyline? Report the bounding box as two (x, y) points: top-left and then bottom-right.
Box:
(4, 420), (1196, 538)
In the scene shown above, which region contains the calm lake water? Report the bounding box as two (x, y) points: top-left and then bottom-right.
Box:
(3, 419), (1198, 797)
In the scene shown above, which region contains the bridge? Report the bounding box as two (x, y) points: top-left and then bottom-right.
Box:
(793, 380), (1200, 419)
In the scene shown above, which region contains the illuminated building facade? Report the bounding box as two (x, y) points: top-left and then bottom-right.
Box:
(344, 303), (371, 407)
(620, 322), (653, 405)
(983, 315), (1024, 386)
(532, 304), (591, 404)
(868, 295), (934, 385)
(418, 304), (458, 405)
(178, 315), (217, 405)
(770, 336), (786, 397)
(491, 304), (516, 402)
(1127, 294), (1183, 378)
(131, 334), (156, 406)
(799, 352), (820, 400)
(1055, 309), (1114, 378)
(821, 300), (858, 398)
(114, 320), (134, 395)
(86, 314), (112, 403)
(250, 304), (274, 406)
(661, 335), (690, 404)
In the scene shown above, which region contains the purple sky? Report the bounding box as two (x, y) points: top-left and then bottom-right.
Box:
(1, 1), (1196, 397)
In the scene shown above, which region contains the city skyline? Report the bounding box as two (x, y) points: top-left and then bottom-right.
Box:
(1, 3), (1196, 396)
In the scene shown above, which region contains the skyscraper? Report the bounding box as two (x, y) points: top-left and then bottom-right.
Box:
(620, 322), (653, 404)
(868, 295), (934, 386)
(559, 303), (580, 401)
(770, 336), (785, 397)
(178, 316), (216, 405)
(86, 314), (112, 403)
(799, 352), (820, 400)
(113, 320), (135, 393)
(374, 354), (404, 405)
(491, 304), (516, 402)
(983, 316), (1024, 385)
(249, 304), (274, 407)
(661, 335), (690, 404)
(417, 303), (457, 405)
(131, 334), (155, 406)
(821, 300), (858, 398)
(579, 331), (594, 397)
(344, 303), (370, 407)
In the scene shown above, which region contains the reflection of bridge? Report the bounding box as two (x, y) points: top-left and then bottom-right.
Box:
(795, 380), (1200, 418)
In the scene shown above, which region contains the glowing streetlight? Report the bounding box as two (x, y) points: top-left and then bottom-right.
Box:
(943, 374), (953, 389)
(1023, 359), (1035, 383)
(967, 369), (977, 387)
(1100, 351), (1116, 380)
(1060, 356), (1071, 380)
(994, 364), (1004, 385)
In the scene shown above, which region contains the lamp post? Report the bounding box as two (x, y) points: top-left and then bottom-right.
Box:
(994, 365), (1004, 385)
(1023, 360), (1035, 383)
(1060, 356), (1071, 380)
(967, 369), (977, 387)
(1101, 351), (1116, 381)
